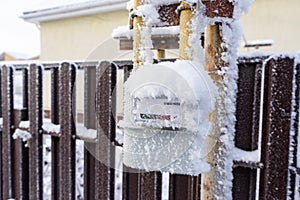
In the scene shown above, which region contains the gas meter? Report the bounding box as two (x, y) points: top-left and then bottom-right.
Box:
(120, 60), (217, 175)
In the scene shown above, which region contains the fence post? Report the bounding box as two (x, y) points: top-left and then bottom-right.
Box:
(28, 64), (43, 199)
(1, 65), (15, 199)
(59, 62), (77, 199)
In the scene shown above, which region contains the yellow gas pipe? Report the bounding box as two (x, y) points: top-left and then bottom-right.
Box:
(133, 0), (143, 69)
(179, 1), (194, 60)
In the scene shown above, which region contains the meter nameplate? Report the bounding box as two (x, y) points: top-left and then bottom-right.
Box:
(132, 96), (181, 129)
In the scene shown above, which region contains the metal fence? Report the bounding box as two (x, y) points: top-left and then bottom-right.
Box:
(0, 55), (299, 200)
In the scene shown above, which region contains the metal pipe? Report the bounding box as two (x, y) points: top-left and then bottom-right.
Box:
(179, 1), (193, 60)
(201, 23), (226, 200)
(133, 0), (143, 69)
(157, 49), (166, 59)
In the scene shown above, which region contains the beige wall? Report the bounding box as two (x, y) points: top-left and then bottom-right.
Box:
(40, 10), (129, 116)
(40, 10), (129, 61)
(240, 0), (300, 53)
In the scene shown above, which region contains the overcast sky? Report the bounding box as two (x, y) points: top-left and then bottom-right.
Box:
(0, 0), (40, 56)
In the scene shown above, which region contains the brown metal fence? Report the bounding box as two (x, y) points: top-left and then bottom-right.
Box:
(0, 55), (299, 199)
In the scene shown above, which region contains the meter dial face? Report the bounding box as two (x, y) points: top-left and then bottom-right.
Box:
(131, 84), (181, 130)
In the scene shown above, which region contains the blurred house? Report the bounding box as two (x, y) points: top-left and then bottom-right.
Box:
(22, 0), (129, 61)
(22, 0), (129, 119)
(240, 0), (300, 53)
(0, 51), (39, 61)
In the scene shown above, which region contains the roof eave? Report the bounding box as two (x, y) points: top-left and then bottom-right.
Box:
(22, 1), (127, 24)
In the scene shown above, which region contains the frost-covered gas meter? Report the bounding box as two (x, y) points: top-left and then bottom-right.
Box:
(120, 60), (217, 175)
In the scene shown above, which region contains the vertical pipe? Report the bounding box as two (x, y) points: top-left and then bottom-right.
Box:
(204, 24), (224, 80)
(133, 0), (143, 69)
(201, 24), (225, 200)
(157, 49), (166, 59)
(179, 1), (193, 60)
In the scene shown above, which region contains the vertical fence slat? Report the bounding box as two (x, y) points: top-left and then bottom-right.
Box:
(122, 166), (140, 200)
(94, 61), (116, 199)
(59, 62), (77, 199)
(233, 60), (263, 199)
(13, 109), (29, 200)
(169, 175), (200, 200)
(29, 64), (43, 199)
(140, 172), (162, 200)
(84, 65), (97, 199)
(1, 65), (14, 199)
(259, 57), (294, 199)
(0, 67), (2, 198)
(291, 63), (300, 199)
(235, 61), (262, 150)
(51, 66), (60, 200)
(14, 68), (30, 200)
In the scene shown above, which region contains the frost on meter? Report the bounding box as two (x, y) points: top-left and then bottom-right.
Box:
(120, 60), (217, 175)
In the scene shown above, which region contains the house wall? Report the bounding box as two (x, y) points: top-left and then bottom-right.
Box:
(240, 0), (300, 53)
(40, 10), (129, 61)
(40, 10), (129, 117)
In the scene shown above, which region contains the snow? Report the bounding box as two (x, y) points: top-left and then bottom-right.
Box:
(42, 120), (61, 133)
(76, 124), (97, 139)
(112, 25), (180, 39)
(116, 127), (124, 145)
(234, 0), (254, 14)
(19, 120), (30, 129)
(238, 50), (272, 59)
(13, 128), (32, 142)
(15, 119), (98, 139)
(42, 136), (85, 200)
(232, 147), (259, 163)
(245, 39), (274, 47)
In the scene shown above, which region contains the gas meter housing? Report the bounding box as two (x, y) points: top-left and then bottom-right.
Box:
(120, 60), (216, 175)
